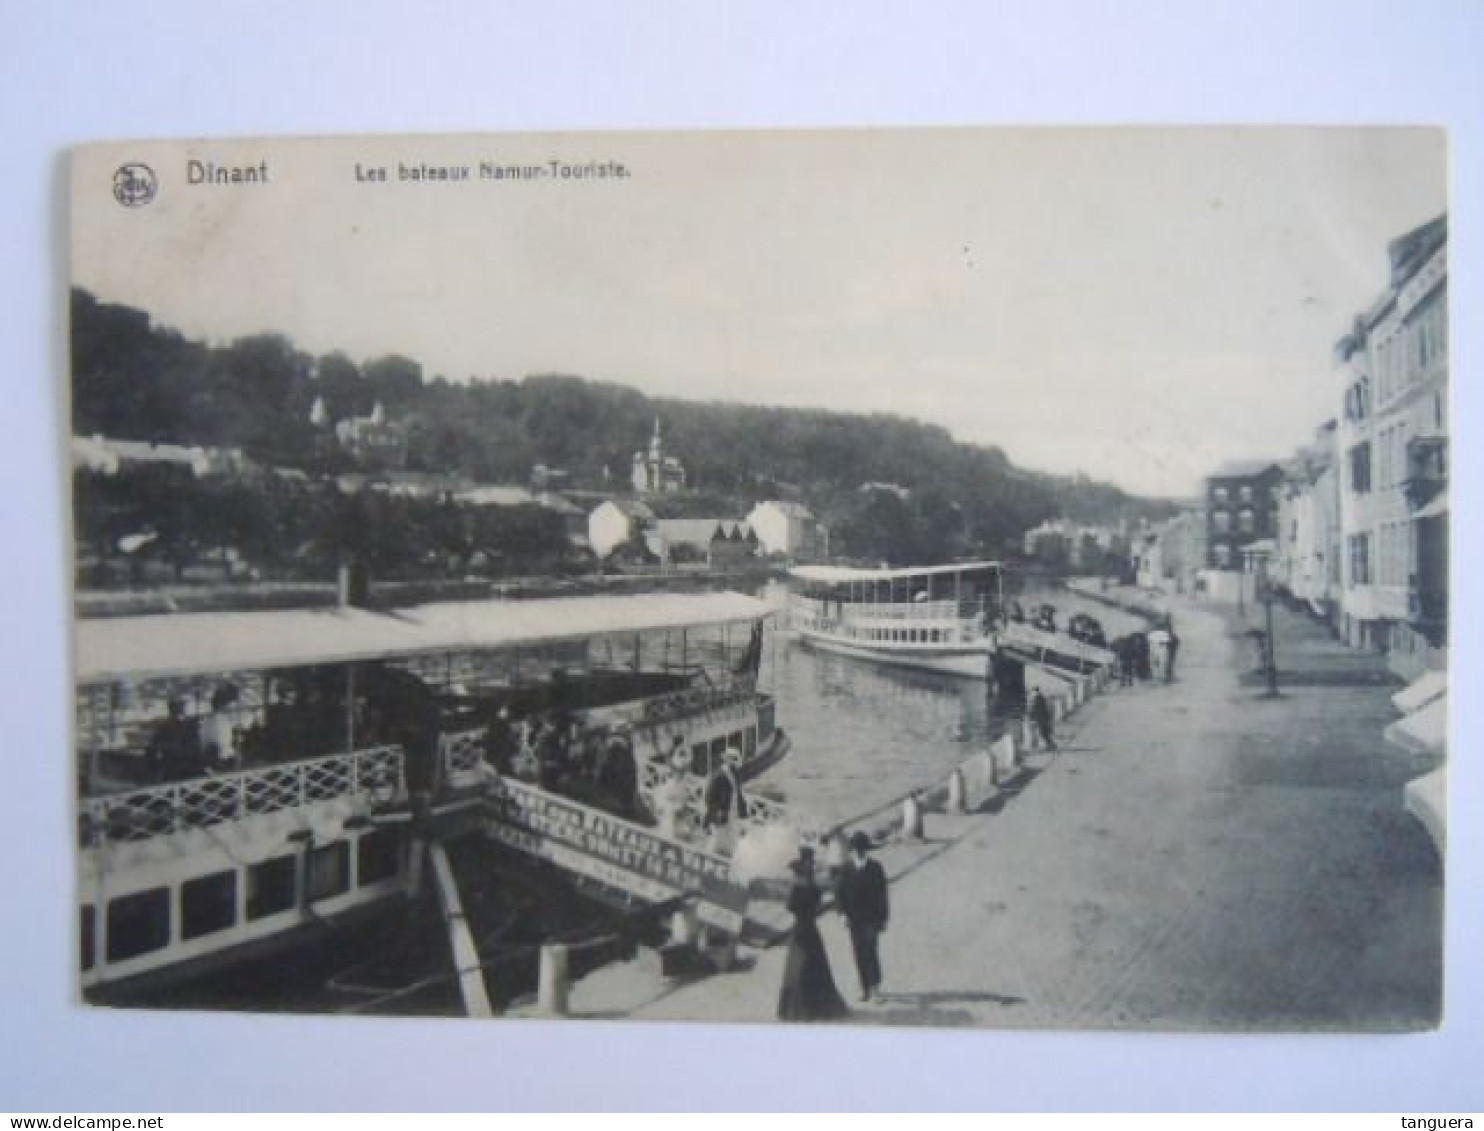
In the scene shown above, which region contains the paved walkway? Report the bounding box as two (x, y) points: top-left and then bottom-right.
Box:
(568, 593), (1442, 1030)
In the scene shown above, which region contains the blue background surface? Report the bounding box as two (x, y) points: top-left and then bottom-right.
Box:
(2, 0), (1480, 1112)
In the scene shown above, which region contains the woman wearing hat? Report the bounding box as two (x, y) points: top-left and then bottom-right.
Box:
(777, 846), (849, 1022)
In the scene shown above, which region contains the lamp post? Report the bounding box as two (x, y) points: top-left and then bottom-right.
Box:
(1257, 557), (1280, 698)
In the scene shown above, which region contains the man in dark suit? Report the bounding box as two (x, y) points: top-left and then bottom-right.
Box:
(837, 831), (889, 1002)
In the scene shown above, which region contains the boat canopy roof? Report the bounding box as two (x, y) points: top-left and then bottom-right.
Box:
(77, 591), (772, 685)
(790, 560), (1001, 584)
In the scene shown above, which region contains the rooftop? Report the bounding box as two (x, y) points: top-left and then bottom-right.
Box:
(1207, 459), (1281, 481)
(77, 591), (772, 684)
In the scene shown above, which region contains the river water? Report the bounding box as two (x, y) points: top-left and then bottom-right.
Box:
(750, 579), (1148, 829)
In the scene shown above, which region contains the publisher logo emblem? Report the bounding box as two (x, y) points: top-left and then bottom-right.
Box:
(113, 163), (158, 207)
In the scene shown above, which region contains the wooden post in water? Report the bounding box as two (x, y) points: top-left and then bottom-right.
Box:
(537, 944), (571, 1016)
(428, 841), (494, 1019)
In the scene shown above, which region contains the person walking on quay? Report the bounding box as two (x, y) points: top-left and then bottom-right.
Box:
(837, 831), (889, 1003)
(1165, 627), (1181, 683)
(777, 846), (849, 1022)
(1114, 636), (1136, 688)
(1029, 687), (1058, 752)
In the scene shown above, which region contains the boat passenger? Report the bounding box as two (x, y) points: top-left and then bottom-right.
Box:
(147, 697), (202, 782)
(597, 726), (638, 818)
(651, 754), (693, 841)
(200, 682), (241, 773)
(483, 706), (517, 774)
(535, 716), (567, 790)
(703, 747), (749, 855)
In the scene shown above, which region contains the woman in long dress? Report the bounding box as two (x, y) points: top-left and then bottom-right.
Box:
(777, 847), (849, 1022)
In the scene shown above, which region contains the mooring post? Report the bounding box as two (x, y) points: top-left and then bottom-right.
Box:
(947, 768), (967, 814)
(901, 793), (924, 840)
(537, 943), (570, 1017)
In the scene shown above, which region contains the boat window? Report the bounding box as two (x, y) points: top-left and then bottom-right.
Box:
(81, 904), (95, 971)
(247, 855), (297, 921)
(357, 829), (401, 886)
(307, 841), (351, 902)
(106, 887), (170, 962)
(745, 726), (757, 756)
(181, 870), (237, 941)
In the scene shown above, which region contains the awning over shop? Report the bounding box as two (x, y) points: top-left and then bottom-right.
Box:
(1403, 766), (1446, 855)
(1392, 669), (1447, 714)
(1384, 694), (1448, 756)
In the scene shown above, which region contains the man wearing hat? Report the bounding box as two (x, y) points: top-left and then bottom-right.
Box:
(836, 831), (889, 1002)
(703, 747), (749, 854)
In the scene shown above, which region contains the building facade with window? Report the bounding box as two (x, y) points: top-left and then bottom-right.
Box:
(1204, 460), (1284, 573)
(1333, 214), (1447, 672)
(1273, 421), (1341, 616)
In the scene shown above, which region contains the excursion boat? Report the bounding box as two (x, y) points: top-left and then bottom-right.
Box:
(787, 561), (1005, 679)
(75, 590), (788, 1004)
(787, 560), (1119, 681)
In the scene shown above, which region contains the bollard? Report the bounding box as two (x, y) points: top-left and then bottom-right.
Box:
(980, 749), (999, 797)
(947, 768), (967, 814)
(669, 902), (699, 947)
(991, 735), (1018, 783)
(537, 943), (570, 1017)
(1021, 717), (1040, 751)
(901, 794), (924, 841)
(824, 830), (848, 874)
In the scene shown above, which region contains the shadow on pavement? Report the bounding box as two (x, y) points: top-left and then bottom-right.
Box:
(849, 988), (1027, 1026)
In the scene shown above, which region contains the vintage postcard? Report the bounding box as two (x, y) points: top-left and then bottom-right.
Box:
(70, 128), (1447, 1030)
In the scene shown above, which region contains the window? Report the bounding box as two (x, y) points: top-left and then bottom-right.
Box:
(1212, 486), (1229, 504)
(1239, 485), (1253, 504)
(744, 726), (757, 757)
(307, 841), (350, 902)
(1349, 443), (1372, 493)
(1238, 509), (1255, 534)
(181, 870), (237, 940)
(357, 831), (401, 887)
(1213, 510), (1231, 534)
(247, 855), (297, 921)
(1213, 543), (1232, 568)
(81, 904), (95, 972)
(1349, 534), (1371, 586)
(106, 887), (171, 962)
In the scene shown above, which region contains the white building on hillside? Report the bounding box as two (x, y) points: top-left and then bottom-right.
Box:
(588, 499), (656, 559)
(631, 418), (687, 494)
(746, 500), (824, 560)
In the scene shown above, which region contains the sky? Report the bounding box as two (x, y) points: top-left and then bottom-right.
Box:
(72, 127), (1446, 498)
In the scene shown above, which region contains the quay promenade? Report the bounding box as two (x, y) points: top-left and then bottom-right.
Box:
(566, 589), (1442, 1029)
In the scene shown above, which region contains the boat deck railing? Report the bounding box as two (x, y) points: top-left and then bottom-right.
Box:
(638, 757), (821, 847)
(791, 595), (980, 623)
(79, 744), (405, 847)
